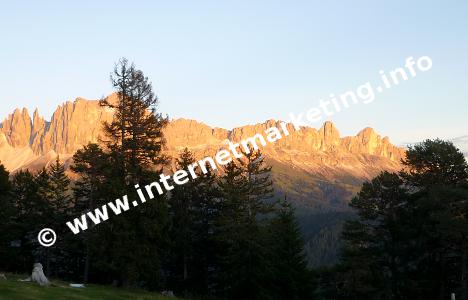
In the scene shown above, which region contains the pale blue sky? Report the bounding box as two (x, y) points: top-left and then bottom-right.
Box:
(0, 1), (467, 148)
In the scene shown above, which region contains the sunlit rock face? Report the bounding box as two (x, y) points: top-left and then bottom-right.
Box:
(0, 95), (405, 209)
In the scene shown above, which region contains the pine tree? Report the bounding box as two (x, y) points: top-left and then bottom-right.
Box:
(189, 157), (220, 295)
(401, 138), (468, 187)
(400, 140), (468, 299)
(47, 157), (72, 218)
(70, 143), (110, 283)
(10, 170), (48, 273)
(215, 148), (275, 299)
(407, 184), (468, 299)
(0, 162), (10, 192)
(339, 172), (410, 300)
(71, 144), (109, 212)
(333, 140), (468, 299)
(96, 58), (170, 288)
(167, 148), (198, 292)
(0, 162), (15, 271)
(242, 148), (274, 215)
(100, 57), (168, 183)
(167, 148), (221, 295)
(34, 168), (53, 219)
(268, 199), (314, 299)
(33, 158), (73, 277)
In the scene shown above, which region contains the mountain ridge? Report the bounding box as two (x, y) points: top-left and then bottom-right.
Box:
(0, 95), (408, 266)
(0, 95), (406, 213)
(0, 95), (405, 173)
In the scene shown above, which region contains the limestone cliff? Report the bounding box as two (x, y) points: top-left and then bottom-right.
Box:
(0, 96), (405, 193)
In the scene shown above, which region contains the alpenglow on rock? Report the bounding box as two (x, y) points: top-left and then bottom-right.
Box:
(0, 96), (405, 177)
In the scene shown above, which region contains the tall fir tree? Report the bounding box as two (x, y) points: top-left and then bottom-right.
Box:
(70, 143), (110, 283)
(167, 148), (198, 292)
(167, 148), (221, 295)
(34, 158), (73, 277)
(339, 171), (410, 300)
(10, 170), (48, 273)
(0, 162), (15, 271)
(100, 57), (168, 183)
(96, 58), (170, 287)
(267, 199), (314, 299)
(47, 157), (72, 219)
(215, 148), (275, 299)
(189, 157), (220, 295)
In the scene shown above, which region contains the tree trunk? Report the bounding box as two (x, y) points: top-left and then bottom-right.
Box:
(439, 256), (446, 300)
(83, 241), (90, 283)
(462, 248), (467, 300)
(183, 255), (188, 280)
(46, 248), (50, 277)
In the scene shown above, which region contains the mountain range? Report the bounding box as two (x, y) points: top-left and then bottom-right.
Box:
(0, 95), (407, 266)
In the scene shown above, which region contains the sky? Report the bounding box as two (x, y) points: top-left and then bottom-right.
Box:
(0, 0), (467, 149)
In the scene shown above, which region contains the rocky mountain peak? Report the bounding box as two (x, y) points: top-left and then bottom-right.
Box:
(0, 96), (405, 176)
(319, 121), (340, 149)
(1, 107), (32, 148)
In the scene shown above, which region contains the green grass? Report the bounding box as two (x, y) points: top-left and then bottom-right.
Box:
(0, 274), (177, 300)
